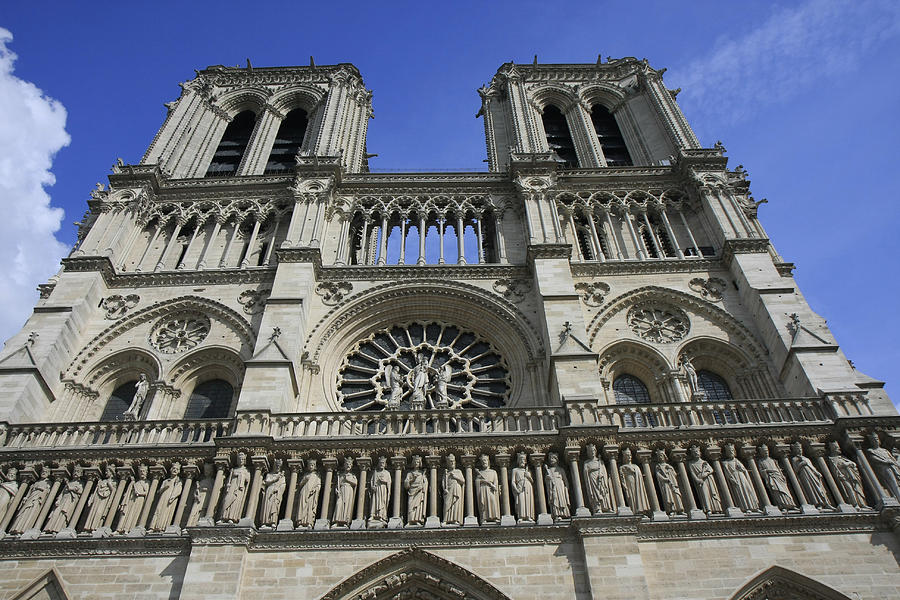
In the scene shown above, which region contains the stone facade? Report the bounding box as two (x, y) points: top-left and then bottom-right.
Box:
(0, 58), (898, 599)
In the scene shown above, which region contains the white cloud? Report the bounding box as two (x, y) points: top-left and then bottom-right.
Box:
(0, 28), (70, 344)
(670, 0), (900, 137)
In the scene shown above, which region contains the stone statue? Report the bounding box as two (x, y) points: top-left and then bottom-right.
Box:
(45, 474), (84, 533)
(383, 364), (403, 409)
(866, 433), (900, 500)
(11, 466), (53, 534)
(84, 466), (117, 531)
(260, 459), (286, 528)
(654, 449), (684, 515)
(475, 454), (500, 524)
(369, 456), (391, 526)
(583, 444), (613, 514)
(433, 363), (452, 409)
(219, 452), (250, 523)
(511, 452), (535, 522)
(680, 355), (699, 397)
(0, 467), (19, 521)
(296, 459), (321, 528)
(442, 454), (464, 525)
(687, 446), (722, 514)
(117, 464), (150, 533)
(721, 444), (759, 512)
(332, 457), (357, 527)
(123, 374), (150, 420)
(188, 463), (215, 526)
(544, 452), (570, 520)
(404, 455), (428, 526)
(410, 353), (430, 410)
(757, 445), (796, 510)
(827, 441), (867, 508)
(790, 442), (832, 509)
(619, 449), (650, 515)
(149, 462), (183, 531)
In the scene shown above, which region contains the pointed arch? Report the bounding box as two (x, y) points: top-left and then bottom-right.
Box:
(321, 547), (513, 600)
(10, 569), (69, 600)
(728, 565), (852, 600)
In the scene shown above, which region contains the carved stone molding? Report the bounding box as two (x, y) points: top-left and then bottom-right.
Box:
(149, 313), (211, 354)
(627, 304), (689, 343)
(688, 277), (726, 302)
(574, 281), (610, 307)
(238, 288), (270, 314)
(101, 294), (140, 319)
(492, 278), (532, 303)
(315, 282), (353, 306)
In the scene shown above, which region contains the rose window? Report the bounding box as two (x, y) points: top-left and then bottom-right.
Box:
(150, 313), (211, 354)
(337, 322), (509, 411)
(627, 305), (689, 343)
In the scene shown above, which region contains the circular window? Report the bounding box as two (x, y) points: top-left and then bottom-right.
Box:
(337, 322), (509, 411)
(627, 305), (689, 343)
(150, 313), (211, 354)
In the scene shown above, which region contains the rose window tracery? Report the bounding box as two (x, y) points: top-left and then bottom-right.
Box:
(149, 313), (211, 354)
(627, 305), (689, 343)
(337, 322), (509, 411)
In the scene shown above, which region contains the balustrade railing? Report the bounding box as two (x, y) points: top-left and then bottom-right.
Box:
(2, 418), (232, 449)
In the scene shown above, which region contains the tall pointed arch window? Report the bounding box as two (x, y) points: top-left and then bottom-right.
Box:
(100, 380), (137, 422)
(265, 108), (308, 173)
(541, 105), (578, 167)
(697, 369), (736, 424)
(205, 110), (256, 177)
(183, 379), (235, 419)
(613, 374), (656, 427)
(590, 104), (632, 166)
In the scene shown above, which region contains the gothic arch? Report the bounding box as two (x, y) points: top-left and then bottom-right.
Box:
(321, 547), (512, 600)
(215, 87), (269, 118)
(598, 340), (671, 404)
(528, 84), (580, 113)
(579, 83), (628, 111)
(676, 336), (766, 399)
(728, 565), (852, 600)
(269, 85), (327, 114)
(83, 347), (161, 391)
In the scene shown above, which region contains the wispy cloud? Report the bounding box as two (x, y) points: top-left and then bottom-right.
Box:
(670, 0), (900, 138)
(0, 28), (70, 344)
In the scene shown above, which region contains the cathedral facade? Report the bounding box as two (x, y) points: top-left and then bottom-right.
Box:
(0, 58), (898, 599)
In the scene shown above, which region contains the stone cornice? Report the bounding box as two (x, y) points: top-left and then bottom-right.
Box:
(0, 535), (189, 558)
(317, 264), (530, 282)
(721, 238), (772, 265)
(570, 257), (719, 277)
(61, 256), (276, 289)
(527, 244), (572, 261)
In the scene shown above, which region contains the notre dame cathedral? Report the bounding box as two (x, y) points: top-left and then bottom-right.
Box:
(0, 57), (897, 600)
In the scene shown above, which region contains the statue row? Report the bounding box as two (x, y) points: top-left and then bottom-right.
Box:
(1, 434), (898, 537)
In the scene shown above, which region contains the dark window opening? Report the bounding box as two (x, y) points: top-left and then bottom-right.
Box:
(257, 241), (269, 266)
(590, 104), (632, 166)
(265, 108), (308, 173)
(698, 370), (736, 424)
(184, 379), (235, 419)
(576, 227), (594, 260)
(613, 374), (656, 427)
(100, 381), (137, 422)
(640, 227), (659, 259)
(541, 105), (578, 167)
(206, 110), (256, 177)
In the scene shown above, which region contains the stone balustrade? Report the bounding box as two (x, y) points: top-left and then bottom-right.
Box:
(2, 419), (232, 449)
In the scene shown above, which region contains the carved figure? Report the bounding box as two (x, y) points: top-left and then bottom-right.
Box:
(511, 452), (535, 522)
(219, 452), (250, 523)
(757, 445), (796, 510)
(10, 466), (52, 534)
(654, 449), (684, 515)
(442, 454), (464, 525)
(619, 449), (650, 515)
(687, 446), (722, 514)
(261, 459), (286, 527)
(410, 353), (430, 410)
(475, 454), (500, 523)
(384, 364), (403, 409)
(433, 363), (452, 409)
(369, 456), (391, 525)
(544, 452), (570, 520)
(583, 444), (612, 514)
(117, 464), (150, 533)
(123, 374), (150, 420)
(866, 433), (900, 500)
(0, 468), (19, 521)
(332, 457), (357, 526)
(680, 355), (699, 396)
(84, 466), (117, 531)
(790, 443), (832, 509)
(296, 459), (321, 528)
(404, 455), (428, 526)
(827, 441), (867, 508)
(721, 444), (759, 512)
(188, 463), (215, 526)
(149, 462), (183, 531)
(45, 475), (84, 533)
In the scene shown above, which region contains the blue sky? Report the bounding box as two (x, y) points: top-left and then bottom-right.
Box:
(1, 0), (898, 401)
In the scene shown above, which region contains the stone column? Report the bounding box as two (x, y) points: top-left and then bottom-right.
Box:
(30, 472), (64, 536)
(425, 455), (441, 528)
(104, 467), (131, 530)
(136, 467), (163, 533)
(565, 448), (591, 518)
(707, 447), (741, 517)
(462, 455), (479, 526)
(155, 218), (184, 271)
(809, 443), (851, 513)
(456, 213), (466, 265)
(636, 449), (666, 521)
(61, 469), (97, 538)
(351, 456), (370, 530)
(135, 222), (163, 271)
(495, 453), (516, 525)
(530, 453), (553, 525)
(219, 217), (243, 268)
(388, 456), (405, 529)
(171, 465), (196, 534)
(671, 448), (704, 520)
(279, 459), (302, 531)
(242, 456), (267, 527)
(0, 472), (31, 534)
(196, 217), (224, 270)
(741, 445), (780, 516)
(417, 214), (427, 265)
(775, 444), (817, 514)
(604, 445), (631, 516)
(315, 458), (336, 530)
(240, 217), (262, 268)
(200, 459), (228, 526)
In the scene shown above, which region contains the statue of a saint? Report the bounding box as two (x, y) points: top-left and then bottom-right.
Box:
(866, 433), (900, 500)
(260, 459), (286, 528)
(84, 466), (117, 531)
(383, 364), (403, 409)
(0, 467), (19, 522)
(116, 464), (149, 533)
(654, 449), (684, 515)
(721, 444), (759, 512)
(790, 443), (832, 509)
(404, 455), (428, 526)
(188, 463), (215, 526)
(619, 449), (650, 515)
(410, 353), (430, 410)
(332, 457), (357, 527)
(475, 454), (500, 524)
(583, 444), (612, 514)
(757, 445), (796, 510)
(442, 454), (464, 525)
(433, 363), (452, 409)
(827, 441), (867, 508)
(680, 355), (700, 397)
(123, 374), (150, 420)
(544, 452), (570, 520)
(149, 462), (183, 531)
(511, 452), (534, 522)
(45, 474), (84, 533)
(295, 459), (321, 528)
(687, 446), (722, 514)
(10, 466), (52, 534)
(369, 456), (391, 526)
(219, 452), (250, 524)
